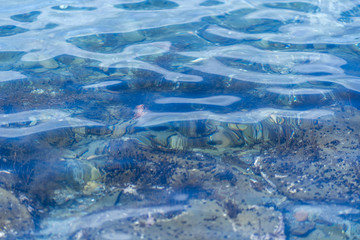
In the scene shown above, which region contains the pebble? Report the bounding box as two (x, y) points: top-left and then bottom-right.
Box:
(294, 210), (308, 222)
(39, 58), (59, 69)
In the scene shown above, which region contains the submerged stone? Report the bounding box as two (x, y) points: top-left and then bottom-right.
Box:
(135, 199), (285, 240)
(39, 58), (59, 69)
(253, 106), (360, 203)
(0, 187), (34, 236)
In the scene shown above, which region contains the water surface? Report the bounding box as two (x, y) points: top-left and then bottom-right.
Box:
(1, 0), (360, 239)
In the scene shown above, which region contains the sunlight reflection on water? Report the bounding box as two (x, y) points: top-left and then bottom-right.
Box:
(1, 0), (360, 239)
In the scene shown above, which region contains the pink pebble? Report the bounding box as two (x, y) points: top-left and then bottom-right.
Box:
(294, 210), (308, 222)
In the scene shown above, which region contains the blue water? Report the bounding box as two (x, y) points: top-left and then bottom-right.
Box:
(1, 0), (360, 239)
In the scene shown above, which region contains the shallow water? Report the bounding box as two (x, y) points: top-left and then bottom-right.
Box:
(1, 0), (360, 239)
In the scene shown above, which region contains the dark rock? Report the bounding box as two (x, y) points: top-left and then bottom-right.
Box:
(290, 222), (316, 237)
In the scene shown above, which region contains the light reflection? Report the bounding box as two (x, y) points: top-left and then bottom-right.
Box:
(0, 71), (26, 82)
(0, 109), (103, 138)
(155, 95), (241, 106)
(135, 108), (334, 127)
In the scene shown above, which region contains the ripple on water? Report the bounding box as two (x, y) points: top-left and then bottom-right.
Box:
(1, 0), (360, 239)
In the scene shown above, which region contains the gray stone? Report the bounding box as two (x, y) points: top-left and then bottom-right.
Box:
(0, 188), (33, 236)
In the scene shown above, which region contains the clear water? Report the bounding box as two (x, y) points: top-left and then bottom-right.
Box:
(1, 0), (360, 239)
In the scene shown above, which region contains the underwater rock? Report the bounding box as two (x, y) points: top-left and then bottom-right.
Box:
(38, 128), (76, 147)
(253, 106), (360, 203)
(39, 59), (59, 69)
(131, 113), (302, 152)
(103, 138), (285, 211)
(122, 31), (146, 43)
(21, 158), (90, 206)
(59, 199), (284, 240)
(283, 203), (359, 239)
(294, 209), (309, 222)
(0, 187), (34, 236)
(140, 199), (284, 239)
(0, 170), (19, 190)
(289, 222), (316, 237)
(171, 120), (218, 138)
